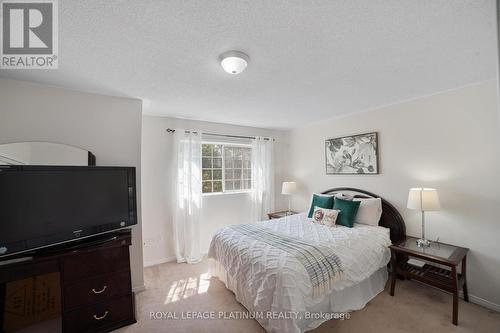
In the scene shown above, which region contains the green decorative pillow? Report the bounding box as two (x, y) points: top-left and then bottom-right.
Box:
(307, 194), (334, 218)
(333, 197), (361, 228)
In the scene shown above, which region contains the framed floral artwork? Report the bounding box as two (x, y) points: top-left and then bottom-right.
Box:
(325, 132), (379, 174)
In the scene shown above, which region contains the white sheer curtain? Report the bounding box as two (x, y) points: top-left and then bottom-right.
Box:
(172, 129), (202, 264)
(251, 136), (275, 221)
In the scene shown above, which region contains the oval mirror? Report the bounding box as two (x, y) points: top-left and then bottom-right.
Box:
(0, 142), (96, 166)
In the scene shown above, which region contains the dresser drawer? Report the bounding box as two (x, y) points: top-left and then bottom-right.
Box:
(63, 271), (131, 310)
(62, 246), (130, 282)
(63, 294), (135, 333)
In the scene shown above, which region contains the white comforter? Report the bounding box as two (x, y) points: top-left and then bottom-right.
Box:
(208, 213), (392, 333)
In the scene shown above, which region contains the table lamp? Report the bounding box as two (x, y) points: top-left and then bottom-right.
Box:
(281, 182), (297, 215)
(407, 187), (440, 247)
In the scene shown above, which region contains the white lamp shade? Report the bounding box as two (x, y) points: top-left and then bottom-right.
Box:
(407, 188), (440, 211)
(281, 182), (297, 195)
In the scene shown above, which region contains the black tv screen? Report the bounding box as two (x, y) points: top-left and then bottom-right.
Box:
(0, 166), (137, 257)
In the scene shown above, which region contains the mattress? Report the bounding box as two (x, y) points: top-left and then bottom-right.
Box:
(208, 213), (392, 333)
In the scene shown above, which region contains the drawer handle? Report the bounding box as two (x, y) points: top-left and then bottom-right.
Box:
(92, 285), (108, 294)
(93, 311), (109, 321)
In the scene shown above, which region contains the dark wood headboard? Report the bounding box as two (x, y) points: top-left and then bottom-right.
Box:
(321, 187), (406, 244)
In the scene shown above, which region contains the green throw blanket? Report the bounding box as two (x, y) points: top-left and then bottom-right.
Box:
(229, 223), (344, 298)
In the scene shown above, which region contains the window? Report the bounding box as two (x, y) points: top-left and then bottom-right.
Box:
(202, 143), (252, 194)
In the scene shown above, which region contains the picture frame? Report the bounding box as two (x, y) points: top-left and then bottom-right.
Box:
(325, 132), (379, 175)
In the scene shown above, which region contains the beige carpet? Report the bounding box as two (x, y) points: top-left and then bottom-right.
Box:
(117, 260), (500, 333)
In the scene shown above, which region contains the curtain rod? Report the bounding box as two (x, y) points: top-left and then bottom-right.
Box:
(165, 128), (274, 141)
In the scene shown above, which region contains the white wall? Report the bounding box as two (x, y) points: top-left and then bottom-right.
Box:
(0, 78), (145, 290)
(282, 80), (500, 310)
(141, 115), (287, 266)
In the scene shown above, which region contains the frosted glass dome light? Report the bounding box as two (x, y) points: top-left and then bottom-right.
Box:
(220, 51), (249, 75)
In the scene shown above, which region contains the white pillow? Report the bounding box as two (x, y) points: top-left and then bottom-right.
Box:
(353, 198), (382, 226)
(309, 193), (334, 202)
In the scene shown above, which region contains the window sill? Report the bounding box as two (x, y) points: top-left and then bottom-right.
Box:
(202, 190), (253, 197)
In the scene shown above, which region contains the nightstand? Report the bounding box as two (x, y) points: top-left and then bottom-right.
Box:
(267, 210), (298, 219)
(389, 236), (469, 325)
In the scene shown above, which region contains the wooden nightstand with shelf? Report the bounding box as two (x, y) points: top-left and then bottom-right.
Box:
(389, 236), (469, 325)
(267, 211), (298, 220)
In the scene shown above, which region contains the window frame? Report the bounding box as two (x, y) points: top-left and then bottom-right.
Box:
(201, 141), (253, 196)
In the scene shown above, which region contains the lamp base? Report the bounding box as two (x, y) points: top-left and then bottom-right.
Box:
(416, 238), (431, 248)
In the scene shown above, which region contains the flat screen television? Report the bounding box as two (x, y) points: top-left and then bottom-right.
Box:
(0, 165), (137, 258)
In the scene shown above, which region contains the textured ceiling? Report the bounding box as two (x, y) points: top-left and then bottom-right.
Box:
(0, 0), (497, 129)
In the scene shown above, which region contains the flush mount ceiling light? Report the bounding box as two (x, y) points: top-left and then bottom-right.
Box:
(219, 51), (249, 75)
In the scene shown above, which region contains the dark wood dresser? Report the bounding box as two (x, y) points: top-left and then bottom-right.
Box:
(0, 229), (136, 333)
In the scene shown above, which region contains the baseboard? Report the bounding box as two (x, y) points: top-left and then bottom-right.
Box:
(459, 291), (500, 313)
(132, 284), (146, 293)
(404, 280), (500, 313)
(143, 254), (210, 267)
(143, 256), (177, 267)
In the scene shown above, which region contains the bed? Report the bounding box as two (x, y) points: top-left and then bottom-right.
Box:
(208, 188), (406, 333)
